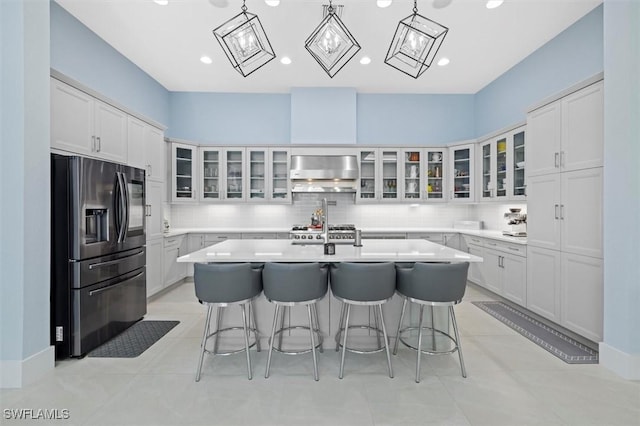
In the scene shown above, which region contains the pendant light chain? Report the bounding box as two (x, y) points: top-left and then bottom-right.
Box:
(241, 0), (247, 12)
(413, 0), (418, 14)
(328, 0), (334, 15)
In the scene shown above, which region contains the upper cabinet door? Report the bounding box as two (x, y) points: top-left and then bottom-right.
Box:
(511, 129), (526, 200)
(145, 126), (165, 183)
(51, 78), (94, 156)
(225, 149), (245, 200)
(449, 144), (475, 202)
(526, 102), (562, 177)
(401, 150), (423, 201)
(269, 148), (291, 203)
(479, 140), (494, 201)
(561, 81), (604, 172)
(357, 149), (378, 202)
(127, 116), (146, 170)
(172, 143), (197, 203)
(425, 149), (446, 202)
(93, 99), (127, 164)
(380, 150), (400, 201)
(199, 147), (222, 202)
(247, 148), (267, 202)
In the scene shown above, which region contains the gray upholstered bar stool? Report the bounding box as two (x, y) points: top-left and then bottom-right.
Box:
(393, 262), (470, 382)
(330, 262), (396, 379)
(262, 262), (329, 381)
(194, 262), (263, 382)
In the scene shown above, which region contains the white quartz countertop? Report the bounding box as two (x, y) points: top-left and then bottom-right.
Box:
(163, 227), (527, 245)
(177, 239), (483, 263)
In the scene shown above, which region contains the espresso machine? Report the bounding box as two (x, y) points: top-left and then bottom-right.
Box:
(503, 208), (527, 237)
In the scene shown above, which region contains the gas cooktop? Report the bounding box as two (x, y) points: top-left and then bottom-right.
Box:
(289, 224), (356, 244)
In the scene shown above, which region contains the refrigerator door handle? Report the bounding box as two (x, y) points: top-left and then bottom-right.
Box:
(122, 173), (130, 242)
(116, 172), (127, 243)
(88, 250), (145, 270)
(89, 271), (145, 296)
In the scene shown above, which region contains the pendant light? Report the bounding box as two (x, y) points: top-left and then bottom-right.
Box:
(305, 1), (361, 78)
(213, 0), (276, 77)
(385, 0), (448, 78)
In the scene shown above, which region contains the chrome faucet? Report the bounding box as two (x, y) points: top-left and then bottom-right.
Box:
(322, 198), (329, 243)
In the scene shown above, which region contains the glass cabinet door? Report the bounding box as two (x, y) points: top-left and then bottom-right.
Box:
(248, 149), (266, 201)
(173, 143), (196, 202)
(425, 149), (445, 201)
(402, 150), (422, 200)
(358, 150), (377, 201)
(201, 148), (221, 201)
(225, 149), (244, 200)
(381, 150), (399, 200)
(496, 137), (508, 199)
(481, 142), (492, 200)
(270, 149), (290, 202)
(512, 130), (526, 199)
(450, 145), (474, 201)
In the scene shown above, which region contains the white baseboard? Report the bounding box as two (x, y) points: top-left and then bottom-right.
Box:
(0, 346), (55, 389)
(599, 342), (640, 380)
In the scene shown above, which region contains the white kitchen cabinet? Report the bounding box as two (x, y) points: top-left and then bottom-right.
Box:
(127, 116), (146, 170)
(482, 248), (503, 294)
(246, 148), (291, 203)
(560, 252), (603, 341)
(51, 78), (127, 164)
(478, 126), (526, 202)
(356, 148), (401, 202)
(527, 168), (603, 258)
(464, 236), (485, 286)
(526, 81), (603, 177)
(146, 238), (164, 298)
(171, 142), (197, 203)
(163, 235), (187, 286)
(424, 149), (447, 202)
(197, 147), (246, 202)
(145, 180), (164, 240)
(400, 149), (424, 201)
(526, 245), (561, 323)
(448, 143), (475, 202)
(135, 123), (165, 183)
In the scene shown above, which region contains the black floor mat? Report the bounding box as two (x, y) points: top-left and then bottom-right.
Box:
(472, 301), (598, 364)
(88, 320), (180, 358)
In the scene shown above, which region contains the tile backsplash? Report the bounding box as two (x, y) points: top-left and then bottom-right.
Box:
(169, 193), (526, 231)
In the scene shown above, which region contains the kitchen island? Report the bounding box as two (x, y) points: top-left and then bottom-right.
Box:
(177, 239), (482, 348)
(176, 238), (483, 264)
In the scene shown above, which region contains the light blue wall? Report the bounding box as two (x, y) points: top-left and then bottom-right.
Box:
(358, 94), (475, 145)
(167, 92), (290, 144)
(1, 0), (50, 372)
(50, 2), (170, 127)
(475, 5), (604, 137)
(291, 87), (357, 144)
(603, 0), (640, 356)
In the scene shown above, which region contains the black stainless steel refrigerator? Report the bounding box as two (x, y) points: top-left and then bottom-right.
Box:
(51, 154), (147, 359)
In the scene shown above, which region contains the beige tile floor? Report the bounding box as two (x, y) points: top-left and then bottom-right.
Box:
(2, 281), (639, 426)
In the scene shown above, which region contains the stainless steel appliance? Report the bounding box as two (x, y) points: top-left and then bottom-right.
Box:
(290, 224), (356, 244)
(290, 155), (359, 193)
(503, 208), (527, 237)
(51, 154), (147, 359)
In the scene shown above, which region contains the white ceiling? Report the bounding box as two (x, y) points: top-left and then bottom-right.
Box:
(54, 0), (602, 94)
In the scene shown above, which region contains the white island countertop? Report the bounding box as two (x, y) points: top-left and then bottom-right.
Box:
(177, 239), (483, 263)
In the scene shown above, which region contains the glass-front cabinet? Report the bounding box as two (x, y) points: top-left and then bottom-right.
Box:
(224, 149), (245, 200)
(247, 149), (266, 201)
(425, 149), (446, 201)
(269, 149), (291, 202)
(198, 147), (244, 202)
(401, 150), (423, 201)
(200, 148), (221, 201)
(511, 129), (526, 200)
(478, 125), (526, 202)
(171, 142), (197, 203)
(356, 149), (401, 202)
(448, 143), (475, 202)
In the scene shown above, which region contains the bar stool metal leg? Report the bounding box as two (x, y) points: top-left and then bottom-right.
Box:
(212, 306), (223, 355)
(265, 305), (280, 379)
(450, 306), (467, 378)
(240, 304), (252, 380)
(249, 301), (261, 352)
(373, 306), (382, 349)
(311, 304), (324, 353)
(378, 305), (393, 378)
(431, 306), (436, 351)
(196, 305), (214, 382)
(277, 306), (286, 350)
(393, 298), (407, 355)
(335, 302), (346, 351)
(307, 305), (319, 381)
(339, 304), (351, 379)
(416, 305), (425, 383)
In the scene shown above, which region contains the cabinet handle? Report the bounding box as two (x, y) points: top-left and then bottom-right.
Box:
(167, 239), (176, 244)
(147, 204), (151, 217)
(560, 204), (565, 220)
(524, 184), (527, 197)
(508, 246), (520, 251)
(554, 204), (560, 219)
(147, 164), (152, 177)
(487, 242), (497, 246)
(554, 152), (560, 168)
(560, 151), (565, 168)
(92, 136), (96, 152)
(96, 137), (101, 152)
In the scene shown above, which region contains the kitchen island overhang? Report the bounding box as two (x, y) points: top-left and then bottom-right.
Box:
(177, 239), (483, 264)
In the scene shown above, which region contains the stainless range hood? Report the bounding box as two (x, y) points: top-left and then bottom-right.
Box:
(290, 155), (359, 193)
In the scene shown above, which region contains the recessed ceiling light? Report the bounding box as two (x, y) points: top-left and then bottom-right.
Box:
(486, 0), (504, 9)
(360, 56), (372, 65)
(200, 56), (213, 64)
(437, 57), (450, 66)
(377, 0), (392, 8)
(154, 0), (168, 5)
(280, 56), (292, 65)
(265, 0), (280, 6)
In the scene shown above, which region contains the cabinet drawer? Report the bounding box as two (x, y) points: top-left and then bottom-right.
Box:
(164, 235), (185, 249)
(407, 233), (443, 243)
(203, 233), (241, 245)
(484, 239), (526, 257)
(463, 235), (484, 247)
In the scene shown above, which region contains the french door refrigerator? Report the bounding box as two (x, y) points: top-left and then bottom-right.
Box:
(51, 154), (146, 359)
